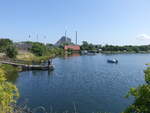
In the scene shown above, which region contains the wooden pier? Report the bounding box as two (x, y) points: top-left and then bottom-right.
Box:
(0, 60), (54, 71)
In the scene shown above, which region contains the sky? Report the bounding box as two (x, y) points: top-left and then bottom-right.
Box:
(0, 0), (150, 45)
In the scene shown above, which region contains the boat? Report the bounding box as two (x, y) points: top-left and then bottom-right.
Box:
(107, 59), (118, 63)
(87, 52), (96, 55)
(81, 50), (88, 55)
(87, 50), (97, 55)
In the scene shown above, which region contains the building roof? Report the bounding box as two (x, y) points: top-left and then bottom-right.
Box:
(64, 45), (80, 51)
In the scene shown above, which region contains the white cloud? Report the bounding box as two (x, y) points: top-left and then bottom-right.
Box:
(136, 34), (150, 40)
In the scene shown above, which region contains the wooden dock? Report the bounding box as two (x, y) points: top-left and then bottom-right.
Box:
(0, 60), (54, 71)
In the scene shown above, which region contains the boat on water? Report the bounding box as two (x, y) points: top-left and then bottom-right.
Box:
(107, 59), (118, 63)
(87, 52), (96, 55)
(81, 50), (88, 55)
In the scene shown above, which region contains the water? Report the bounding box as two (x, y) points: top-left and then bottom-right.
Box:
(14, 54), (150, 113)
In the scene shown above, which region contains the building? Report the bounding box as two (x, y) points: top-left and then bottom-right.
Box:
(55, 36), (72, 46)
(64, 45), (80, 51)
(15, 42), (32, 51)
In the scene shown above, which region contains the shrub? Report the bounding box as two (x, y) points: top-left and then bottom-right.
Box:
(0, 68), (19, 113)
(124, 67), (150, 113)
(30, 43), (47, 56)
(0, 39), (13, 52)
(6, 46), (18, 58)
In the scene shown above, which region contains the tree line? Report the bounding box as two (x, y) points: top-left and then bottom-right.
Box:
(0, 39), (64, 59)
(80, 41), (150, 53)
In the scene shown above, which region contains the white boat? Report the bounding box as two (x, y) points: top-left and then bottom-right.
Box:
(107, 59), (118, 63)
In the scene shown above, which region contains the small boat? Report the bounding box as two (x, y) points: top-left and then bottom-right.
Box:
(81, 50), (88, 55)
(87, 52), (96, 55)
(107, 59), (118, 63)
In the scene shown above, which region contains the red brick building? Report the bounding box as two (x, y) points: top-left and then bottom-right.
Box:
(64, 45), (80, 51)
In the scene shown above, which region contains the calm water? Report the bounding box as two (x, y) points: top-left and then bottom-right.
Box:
(14, 54), (149, 113)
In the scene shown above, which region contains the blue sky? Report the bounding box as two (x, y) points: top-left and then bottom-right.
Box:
(0, 0), (150, 45)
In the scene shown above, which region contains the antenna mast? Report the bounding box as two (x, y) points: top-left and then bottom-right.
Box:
(36, 34), (38, 42)
(75, 31), (78, 45)
(65, 30), (67, 42)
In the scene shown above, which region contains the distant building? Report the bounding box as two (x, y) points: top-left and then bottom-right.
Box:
(15, 42), (32, 51)
(55, 36), (72, 46)
(64, 45), (80, 51)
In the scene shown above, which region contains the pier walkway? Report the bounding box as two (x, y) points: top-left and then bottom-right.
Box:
(0, 60), (54, 71)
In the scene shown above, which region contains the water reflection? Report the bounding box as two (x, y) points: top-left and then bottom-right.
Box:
(6, 72), (19, 83)
(64, 53), (80, 59)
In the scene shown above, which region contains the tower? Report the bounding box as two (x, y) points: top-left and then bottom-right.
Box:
(75, 31), (78, 45)
(65, 31), (67, 42)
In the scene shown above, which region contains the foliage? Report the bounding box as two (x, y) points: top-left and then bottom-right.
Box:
(0, 39), (18, 58)
(102, 45), (150, 53)
(5, 46), (18, 58)
(0, 39), (13, 52)
(67, 48), (73, 52)
(123, 67), (150, 113)
(0, 68), (19, 113)
(81, 41), (97, 50)
(144, 67), (150, 84)
(81, 41), (150, 53)
(19, 42), (64, 62)
(0, 64), (19, 82)
(30, 42), (47, 56)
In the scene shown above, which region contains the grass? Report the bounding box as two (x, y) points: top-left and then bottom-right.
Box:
(16, 50), (53, 63)
(16, 50), (37, 61)
(0, 64), (19, 82)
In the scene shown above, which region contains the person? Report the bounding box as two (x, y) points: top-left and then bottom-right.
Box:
(48, 59), (52, 66)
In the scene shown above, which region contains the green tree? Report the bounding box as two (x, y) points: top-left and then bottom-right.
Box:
(144, 67), (150, 84)
(0, 39), (13, 52)
(81, 41), (89, 50)
(5, 46), (18, 58)
(30, 42), (47, 56)
(123, 67), (150, 113)
(0, 68), (19, 113)
(81, 41), (96, 50)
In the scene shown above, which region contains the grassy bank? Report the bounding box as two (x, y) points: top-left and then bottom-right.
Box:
(16, 51), (53, 63)
(0, 64), (19, 82)
(0, 64), (19, 113)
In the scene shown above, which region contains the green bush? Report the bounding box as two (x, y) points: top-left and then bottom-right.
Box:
(6, 46), (18, 58)
(123, 67), (150, 113)
(0, 68), (19, 113)
(0, 39), (18, 58)
(0, 64), (19, 82)
(0, 39), (13, 52)
(30, 42), (47, 56)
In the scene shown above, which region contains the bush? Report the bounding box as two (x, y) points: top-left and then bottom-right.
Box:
(0, 39), (13, 52)
(30, 43), (47, 56)
(124, 67), (150, 113)
(0, 68), (19, 113)
(6, 46), (18, 58)
(0, 64), (19, 82)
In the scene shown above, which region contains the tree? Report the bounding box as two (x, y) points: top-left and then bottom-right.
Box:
(144, 67), (150, 84)
(0, 68), (19, 113)
(6, 46), (18, 58)
(30, 42), (47, 56)
(0, 39), (18, 58)
(0, 39), (13, 52)
(81, 41), (96, 50)
(123, 67), (150, 113)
